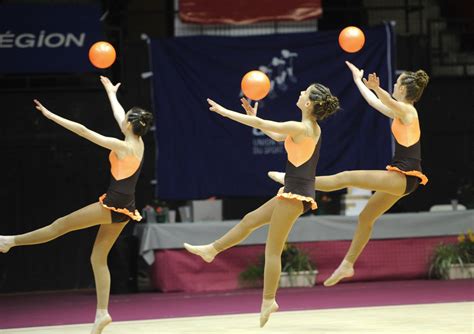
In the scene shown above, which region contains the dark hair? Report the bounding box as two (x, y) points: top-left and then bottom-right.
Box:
(400, 70), (429, 102)
(308, 83), (340, 120)
(127, 107), (153, 136)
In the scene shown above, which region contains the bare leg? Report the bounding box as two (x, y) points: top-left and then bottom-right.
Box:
(269, 170), (407, 196)
(90, 222), (128, 334)
(260, 198), (303, 327)
(0, 203), (112, 253)
(324, 191), (402, 287)
(184, 197), (278, 262)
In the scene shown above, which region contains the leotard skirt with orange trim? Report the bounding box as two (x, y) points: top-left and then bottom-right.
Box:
(386, 156), (428, 186)
(99, 190), (142, 222)
(277, 176), (317, 213)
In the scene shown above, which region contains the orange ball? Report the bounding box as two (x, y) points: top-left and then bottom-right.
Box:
(338, 26), (365, 53)
(88, 41), (116, 69)
(241, 70), (271, 101)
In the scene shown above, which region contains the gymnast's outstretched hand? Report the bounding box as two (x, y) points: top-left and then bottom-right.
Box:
(34, 99), (54, 119)
(100, 75), (121, 94)
(364, 73), (380, 90)
(345, 61), (364, 82)
(207, 98), (228, 116)
(240, 98), (258, 117)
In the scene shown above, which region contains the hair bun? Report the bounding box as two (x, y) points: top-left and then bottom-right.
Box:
(326, 96), (340, 115)
(140, 112), (153, 127)
(128, 107), (154, 136)
(309, 83), (340, 120)
(415, 70), (429, 88)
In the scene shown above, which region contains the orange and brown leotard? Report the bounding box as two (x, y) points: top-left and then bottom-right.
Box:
(277, 135), (321, 212)
(99, 151), (143, 222)
(386, 117), (428, 188)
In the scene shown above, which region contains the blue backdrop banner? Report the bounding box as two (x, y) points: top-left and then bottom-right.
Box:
(0, 4), (104, 73)
(151, 24), (395, 199)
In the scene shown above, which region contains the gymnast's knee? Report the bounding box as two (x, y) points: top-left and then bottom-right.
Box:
(336, 171), (352, 187)
(49, 216), (71, 236)
(241, 211), (262, 231)
(90, 249), (108, 267)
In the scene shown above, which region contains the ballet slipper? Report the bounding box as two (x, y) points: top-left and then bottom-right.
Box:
(0, 236), (14, 253)
(183, 243), (217, 263)
(323, 260), (355, 287)
(90, 311), (112, 334)
(260, 299), (279, 328)
(267, 171), (285, 185)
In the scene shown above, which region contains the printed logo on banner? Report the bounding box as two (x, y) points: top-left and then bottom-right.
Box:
(152, 24), (395, 198)
(244, 49), (298, 156)
(240, 49), (298, 103)
(0, 31), (85, 49)
(0, 4), (104, 73)
(252, 128), (284, 156)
